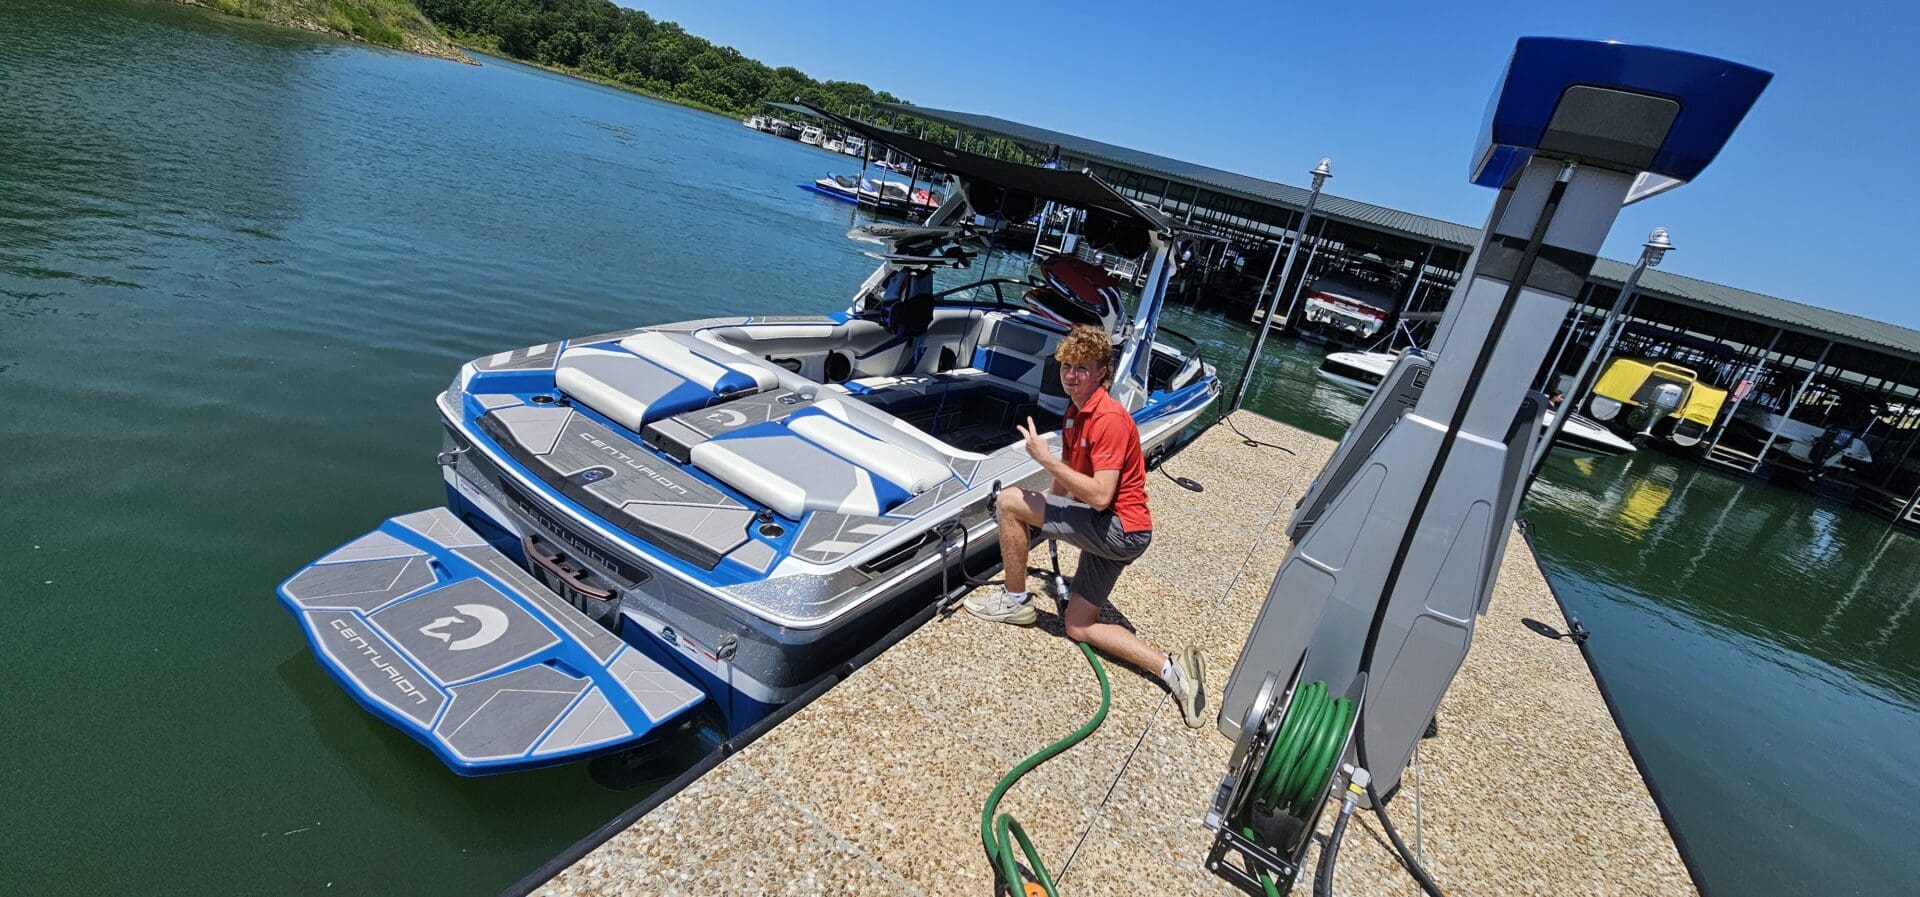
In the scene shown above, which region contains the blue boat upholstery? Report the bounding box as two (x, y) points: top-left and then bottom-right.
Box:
(970, 316), (1070, 414)
(556, 331), (778, 430)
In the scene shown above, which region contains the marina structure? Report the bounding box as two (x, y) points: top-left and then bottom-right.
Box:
(863, 106), (1920, 525)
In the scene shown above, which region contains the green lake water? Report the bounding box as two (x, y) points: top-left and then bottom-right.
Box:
(1, 2), (1914, 895)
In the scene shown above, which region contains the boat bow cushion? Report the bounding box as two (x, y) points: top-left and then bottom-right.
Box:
(555, 331), (777, 430)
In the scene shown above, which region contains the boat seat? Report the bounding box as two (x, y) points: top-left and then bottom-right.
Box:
(690, 422), (909, 519)
(688, 400), (958, 519)
(787, 406), (952, 493)
(555, 330), (778, 430)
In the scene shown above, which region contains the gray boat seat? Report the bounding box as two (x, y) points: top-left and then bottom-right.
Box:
(688, 399), (956, 519)
(555, 331), (778, 430)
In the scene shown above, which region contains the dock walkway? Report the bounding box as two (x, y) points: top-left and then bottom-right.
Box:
(536, 413), (1693, 897)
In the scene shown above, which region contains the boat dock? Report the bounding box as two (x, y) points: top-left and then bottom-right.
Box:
(527, 413), (1694, 897)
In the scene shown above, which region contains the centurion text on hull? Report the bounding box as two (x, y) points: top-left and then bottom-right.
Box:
(276, 118), (1220, 774)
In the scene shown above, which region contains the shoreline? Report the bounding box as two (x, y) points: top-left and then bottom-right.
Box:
(454, 44), (745, 122)
(168, 0), (476, 64)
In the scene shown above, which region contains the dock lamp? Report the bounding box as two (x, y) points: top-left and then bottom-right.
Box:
(1534, 226), (1674, 470)
(1231, 157), (1331, 413)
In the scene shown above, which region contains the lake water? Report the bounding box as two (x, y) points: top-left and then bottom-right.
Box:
(2, 2), (1914, 895)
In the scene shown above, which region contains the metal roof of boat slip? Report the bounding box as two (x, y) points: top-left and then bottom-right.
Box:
(879, 102), (1920, 362)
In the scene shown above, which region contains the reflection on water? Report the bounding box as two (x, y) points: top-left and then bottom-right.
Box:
(1169, 302), (1920, 897)
(1529, 451), (1920, 700)
(1526, 449), (1919, 897)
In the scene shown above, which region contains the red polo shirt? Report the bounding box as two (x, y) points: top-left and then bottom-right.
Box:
(1062, 386), (1152, 533)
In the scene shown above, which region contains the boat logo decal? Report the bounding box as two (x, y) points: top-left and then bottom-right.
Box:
(703, 408), (748, 428)
(327, 618), (433, 706)
(576, 431), (691, 496)
(418, 603), (511, 652)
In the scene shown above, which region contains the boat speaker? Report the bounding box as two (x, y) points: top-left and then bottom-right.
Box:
(825, 351), (852, 383)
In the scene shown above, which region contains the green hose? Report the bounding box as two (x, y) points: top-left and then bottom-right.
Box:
(1237, 680), (1357, 897)
(980, 642), (1110, 897)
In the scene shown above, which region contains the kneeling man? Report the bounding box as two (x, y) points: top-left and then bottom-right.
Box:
(965, 325), (1206, 727)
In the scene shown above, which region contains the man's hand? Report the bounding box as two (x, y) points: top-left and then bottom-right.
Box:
(1017, 416), (1054, 468)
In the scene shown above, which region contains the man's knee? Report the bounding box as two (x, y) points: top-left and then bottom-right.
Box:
(1062, 598), (1098, 643)
(997, 486), (1040, 525)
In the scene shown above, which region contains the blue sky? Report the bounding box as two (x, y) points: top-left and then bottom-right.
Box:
(633, 1), (1919, 329)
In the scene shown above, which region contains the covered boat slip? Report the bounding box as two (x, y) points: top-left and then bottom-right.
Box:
(863, 103), (1920, 523)
(526, 415), (1693, 897)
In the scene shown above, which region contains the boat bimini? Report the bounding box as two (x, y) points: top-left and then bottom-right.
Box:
(277, 119), (1221, 775)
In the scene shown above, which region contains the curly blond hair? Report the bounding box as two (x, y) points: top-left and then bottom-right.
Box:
(1054, 325), (1113, 386)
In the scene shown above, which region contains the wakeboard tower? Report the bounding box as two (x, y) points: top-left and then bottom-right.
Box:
(278, 110), (1222, 775)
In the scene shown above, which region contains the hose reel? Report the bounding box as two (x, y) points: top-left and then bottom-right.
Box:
(1204, 651), (1364, 897)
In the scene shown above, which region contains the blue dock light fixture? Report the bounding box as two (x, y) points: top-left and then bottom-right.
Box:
(1206, 39), (1767, 897)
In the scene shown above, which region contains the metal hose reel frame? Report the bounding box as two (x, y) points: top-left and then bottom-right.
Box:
(1205, 650), (1367, 896)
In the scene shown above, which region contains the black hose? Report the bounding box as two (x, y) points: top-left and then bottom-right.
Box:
(1346, 174), (1573, 897)
(1213, 410), (1297, 454)
(1357, 164), (1572, 681)
(1337, 167), (1577, 897)
(1312, 806), (1350, 897)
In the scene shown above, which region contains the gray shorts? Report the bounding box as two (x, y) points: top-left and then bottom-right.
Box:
(1028, 493), (1152, 607)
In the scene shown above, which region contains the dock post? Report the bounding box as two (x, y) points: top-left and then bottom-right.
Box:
(1705, 326), (1783, 459)
(1752, 340), (1834, 467)
(1534, 229), (1670, 471)
(1230, 157), (1332, 412)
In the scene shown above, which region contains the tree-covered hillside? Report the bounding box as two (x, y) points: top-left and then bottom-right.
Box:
(416, 0), (898, 116)
(414, 0), (1037, 158)
(177, 0), (467, 59)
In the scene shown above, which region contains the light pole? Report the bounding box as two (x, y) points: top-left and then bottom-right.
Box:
(1531, 227), (1673, 471)
(1232, 157), (1331, 413)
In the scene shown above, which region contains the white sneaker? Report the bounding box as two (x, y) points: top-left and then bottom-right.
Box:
(964, 589), (1037, 625)
(1168, 646), (1207, 728)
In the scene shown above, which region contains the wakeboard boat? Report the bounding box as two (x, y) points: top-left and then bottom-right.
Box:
(278, 119), (1221, 775)
(799, 173), (869, 204)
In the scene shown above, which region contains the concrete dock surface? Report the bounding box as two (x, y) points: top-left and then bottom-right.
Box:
(536, 412), (1695, 897)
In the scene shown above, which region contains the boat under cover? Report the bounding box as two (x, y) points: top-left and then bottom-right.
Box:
(280, 119), (1220, 774)
(1318, 350), (1632, 456)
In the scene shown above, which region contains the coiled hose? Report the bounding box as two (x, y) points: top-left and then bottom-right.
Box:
(980, 642), (1110, 897)
(1239, 680), (1357, 897)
